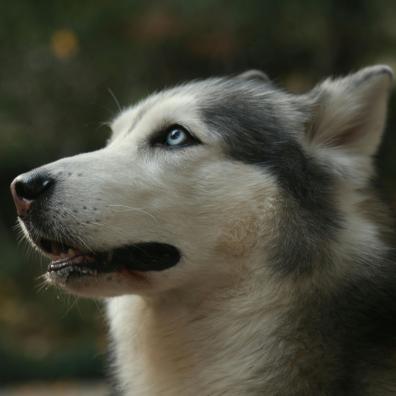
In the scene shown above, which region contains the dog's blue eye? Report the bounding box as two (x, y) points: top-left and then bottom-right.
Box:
(151, 124), (200, 149)
(166, 128), (187, 146)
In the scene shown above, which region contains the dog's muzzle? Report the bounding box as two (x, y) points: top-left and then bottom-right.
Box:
(10, 169), (181, 285)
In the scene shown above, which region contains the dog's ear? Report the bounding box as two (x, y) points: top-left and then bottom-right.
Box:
(238, 69), (270, 83)
(306, 65), (393, 156)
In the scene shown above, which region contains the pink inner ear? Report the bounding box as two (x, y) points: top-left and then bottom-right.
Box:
(306, 65), (393, 156)
(328, 126), (362, 148)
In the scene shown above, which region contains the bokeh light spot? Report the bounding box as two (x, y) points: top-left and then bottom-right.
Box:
(51, 29), (79, 60)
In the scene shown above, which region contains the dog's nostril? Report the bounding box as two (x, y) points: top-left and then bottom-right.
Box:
(13, 174), (54, 201)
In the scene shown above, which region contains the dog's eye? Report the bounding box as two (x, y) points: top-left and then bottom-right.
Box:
(151, 125), (200, 149)
(167, 128), (188, 146)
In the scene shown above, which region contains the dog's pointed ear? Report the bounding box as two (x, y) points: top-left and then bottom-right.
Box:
(306, 65), (393, 156)
(238, 69), (270, 83)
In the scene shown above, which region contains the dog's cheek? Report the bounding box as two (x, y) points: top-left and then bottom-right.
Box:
(214, 213), (260, 259)
(213, 192), (280, 261)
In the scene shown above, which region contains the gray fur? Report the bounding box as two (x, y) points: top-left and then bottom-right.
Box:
(198, 79), (340, 274)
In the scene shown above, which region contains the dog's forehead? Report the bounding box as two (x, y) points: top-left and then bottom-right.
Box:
(109, 77), (295, 142)
(109, 86), (205, 142)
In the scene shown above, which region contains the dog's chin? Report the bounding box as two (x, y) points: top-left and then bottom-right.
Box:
(23, 226), (181, 298)
(46, 266), (153, 298)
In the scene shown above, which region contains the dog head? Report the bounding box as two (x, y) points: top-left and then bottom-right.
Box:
(11, 66), (393, 298)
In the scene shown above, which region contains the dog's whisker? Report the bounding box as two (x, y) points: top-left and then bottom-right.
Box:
(75, 234), (95, 253)
(107, 204), (159, 222)
(107, 87), (122, 112)
(62, 295), (81, 317)
(53, 207), (94, 252)
(88, 221), (128, 234)
(35, 274), (50, 293)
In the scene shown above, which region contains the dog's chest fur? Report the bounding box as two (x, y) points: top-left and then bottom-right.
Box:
(106, 281), (357, 396)
(107, 289), (295, 396)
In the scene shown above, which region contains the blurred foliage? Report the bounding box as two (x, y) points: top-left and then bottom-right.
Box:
(1, 0), (396, 385)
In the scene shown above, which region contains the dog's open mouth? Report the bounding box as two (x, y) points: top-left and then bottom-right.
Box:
(36, 237), (181, 280)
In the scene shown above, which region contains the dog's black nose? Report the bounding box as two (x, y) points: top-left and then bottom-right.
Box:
(10, 173), (54, 216)
(13, 173), (53, 200)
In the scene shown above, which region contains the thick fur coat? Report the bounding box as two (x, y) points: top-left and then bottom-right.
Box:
(12, 65), (396, 395)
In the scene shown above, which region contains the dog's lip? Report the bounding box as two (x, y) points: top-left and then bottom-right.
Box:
(32, 236), (181, 277)
(35, 236), (103, 276)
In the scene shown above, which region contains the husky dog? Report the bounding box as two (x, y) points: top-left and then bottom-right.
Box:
(11, 65), (396, 395)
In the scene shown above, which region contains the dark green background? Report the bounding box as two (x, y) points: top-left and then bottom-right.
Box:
(1, 0), (395, 384)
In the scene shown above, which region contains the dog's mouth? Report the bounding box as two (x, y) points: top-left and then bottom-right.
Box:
(35, 236), (181, 281)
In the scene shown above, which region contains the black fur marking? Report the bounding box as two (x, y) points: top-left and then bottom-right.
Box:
(255, 254), (396, 394)
(313, 254), (396, 393)
(201, 80), (340, 275)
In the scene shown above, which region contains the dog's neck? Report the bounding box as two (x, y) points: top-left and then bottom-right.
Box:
(106, 200), (394, 396)
(107, 269), (329, 396)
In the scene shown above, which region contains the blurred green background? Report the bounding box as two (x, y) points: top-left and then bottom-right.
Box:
(1, 0), (396, 393)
